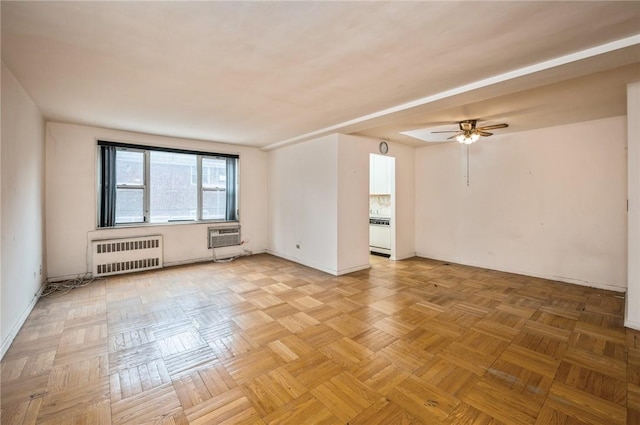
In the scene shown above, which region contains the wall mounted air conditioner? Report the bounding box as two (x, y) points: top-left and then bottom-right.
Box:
(208, 224), (241, 249)
(208, 224), (243, 261)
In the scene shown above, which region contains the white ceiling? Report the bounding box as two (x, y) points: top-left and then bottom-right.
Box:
(2, 1), (639, 149)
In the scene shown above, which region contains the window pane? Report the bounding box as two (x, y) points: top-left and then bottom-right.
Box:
(115, 188), (144, 223)
(202, 189), (226, 220)
(149, 151), (197, 222)
(116, 150), (144, 185)
(202, 157), (226, 188)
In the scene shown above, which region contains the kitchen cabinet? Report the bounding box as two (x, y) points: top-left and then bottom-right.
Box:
(370, 154), (392, 194)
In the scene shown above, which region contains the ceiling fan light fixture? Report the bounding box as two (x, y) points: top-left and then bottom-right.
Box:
(457, 132), (479, 144)
(405, 119), (507, 143)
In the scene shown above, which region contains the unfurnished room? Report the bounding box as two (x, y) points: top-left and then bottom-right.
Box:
(1, 1), (640, 424)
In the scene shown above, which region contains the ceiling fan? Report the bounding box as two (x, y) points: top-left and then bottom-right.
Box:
(432, 119), (508, 144)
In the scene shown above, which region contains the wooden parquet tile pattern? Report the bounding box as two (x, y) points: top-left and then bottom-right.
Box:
(1, 254), (638, 424)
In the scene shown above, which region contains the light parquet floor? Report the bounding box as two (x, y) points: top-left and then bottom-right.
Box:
(1, 254), (638, 424)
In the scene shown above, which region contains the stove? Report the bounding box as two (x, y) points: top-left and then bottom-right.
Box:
(369, 217), (391, 255)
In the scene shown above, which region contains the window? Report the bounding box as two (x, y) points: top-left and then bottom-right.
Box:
(202, 157), (227, 220)
(149, 151), (197, 222)
(115, 149), (145, 223)
(98, 141), (238, 227)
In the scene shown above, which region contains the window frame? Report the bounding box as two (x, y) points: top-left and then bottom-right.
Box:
(115, 147), (148, 224)
(200, 156), (229, 221)
(97, 140), (239, 228)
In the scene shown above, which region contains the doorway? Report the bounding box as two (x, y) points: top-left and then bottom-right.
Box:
(369, 154), (395, 259)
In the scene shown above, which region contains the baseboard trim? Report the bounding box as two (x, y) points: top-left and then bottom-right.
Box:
(625, 319), (640, 331)
(266, 250), (340, 276)
(393, 252), (416, 261)
(414, 253), (626, 293)
(1, 281), (46, 360)
(164, 257), (216, 267)
(337, 263), (371, 276)
(48, 250), (269, 281)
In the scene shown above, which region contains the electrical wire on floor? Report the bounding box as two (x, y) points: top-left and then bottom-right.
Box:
(212, 241), (252, 263)
(212, 255), (240, 263)
(40, 273), (105, 298)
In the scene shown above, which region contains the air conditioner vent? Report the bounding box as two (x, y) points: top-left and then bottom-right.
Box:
(208, 224), (241, 248)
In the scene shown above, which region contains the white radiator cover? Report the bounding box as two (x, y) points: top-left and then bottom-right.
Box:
(91, 235), (163, 277)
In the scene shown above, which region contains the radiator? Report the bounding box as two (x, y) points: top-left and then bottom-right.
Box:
(91, 235), (163, 277)
(208, 224), (241, 248)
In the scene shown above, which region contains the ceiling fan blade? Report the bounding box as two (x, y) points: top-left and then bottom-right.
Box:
(477, 123), (508, 131)
(431, 130), (459, 133)
(477, 131), (493, 137)
(447, 134), (459, 140)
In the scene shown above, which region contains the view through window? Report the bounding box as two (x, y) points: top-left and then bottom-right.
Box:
(99, 141), (238, 227)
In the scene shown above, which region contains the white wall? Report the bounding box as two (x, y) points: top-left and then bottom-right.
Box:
(388, 140), (416, 261)
(45, 122), (267, 279)
(1, 63), (46, 358)
(1, 40), (3, 359)
(627, 82), (640, 329)
(267, 134), (339, 273)
(415, 116), (627, 291)
(337, 135), (373, 273)
(337, 134), (415, 266)
(268, 133), (415, 275)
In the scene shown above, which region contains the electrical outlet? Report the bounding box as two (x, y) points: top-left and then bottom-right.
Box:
(39, 265), (42, 275)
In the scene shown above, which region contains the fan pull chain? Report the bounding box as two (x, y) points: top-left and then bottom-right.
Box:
(466, 144), (470, 187)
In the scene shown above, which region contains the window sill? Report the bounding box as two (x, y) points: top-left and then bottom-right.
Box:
(97, 220), (239, 230)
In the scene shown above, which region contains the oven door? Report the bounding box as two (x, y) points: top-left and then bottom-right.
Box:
(370, 223), (391, 252)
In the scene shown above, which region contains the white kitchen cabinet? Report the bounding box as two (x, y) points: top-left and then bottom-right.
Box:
(370, 154), (391, 194)
(384, 159), (392, 193)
